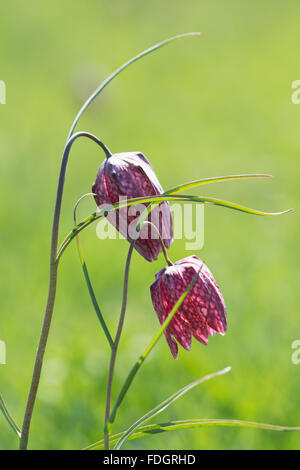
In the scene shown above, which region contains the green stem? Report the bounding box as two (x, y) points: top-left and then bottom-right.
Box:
(19, 33), (201, 450)
(19, 261), (58, 450)
(106, 265), (203, 432)
(103, 204), (161, 449)
(104, 239), (136, 450)
(143, 220), (173, 266)
(19, 132), (109, 450)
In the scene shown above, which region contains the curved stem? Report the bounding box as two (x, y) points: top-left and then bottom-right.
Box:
(19, 262), (58, 450)
(143, 221), (173, 266)
(66, 33), (200, 141)
(19, 132), (110, 450)
(19, 33), (202, 450)
(103, 205), (157, 449)
(104, 239), (136, 450)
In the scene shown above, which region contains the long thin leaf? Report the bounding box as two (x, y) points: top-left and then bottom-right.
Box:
(113, 194), (292, 216)
(84, 418), (300, 450)
(57, 194), (292, 261)
(114, 366), (231, 449)
(73, 194), (113, 349)
(81, 261), (114, 349)
(165, 174), (272, 195)
(67, 32), (201, 140)
(0, 392), (21, 438)
(105, 268), (203, 433)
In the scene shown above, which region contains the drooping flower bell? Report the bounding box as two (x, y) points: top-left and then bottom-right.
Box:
(92, 152), (173, 261)
(150, 255), (227, 359)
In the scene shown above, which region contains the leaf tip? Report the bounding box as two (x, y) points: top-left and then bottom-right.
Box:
(182, 31), (201, 36)
(277, 208), (293, 215)
(220, 366), (231, 375)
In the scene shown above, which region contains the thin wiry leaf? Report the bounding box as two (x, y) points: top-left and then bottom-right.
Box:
(112, 194), (292, 216)
(84, 418), (300, 450)
(57, 194), (292, 260)
(0, 393), (21, 438)
(114, 367), (231, 449)
(67, 32), (201, 140)
(106, 268), (203, 432)
(73, 194), (113, 349)
(165, 174), (272, 195)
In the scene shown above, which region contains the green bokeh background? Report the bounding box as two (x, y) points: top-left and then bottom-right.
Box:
(0, 0), (299, 450)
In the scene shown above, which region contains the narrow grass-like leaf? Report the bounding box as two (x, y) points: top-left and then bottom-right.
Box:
(0, 392), (21, 438)
(67, 33), (201, 141)
(57, 194), (291, 261)
(103, 203), (159, 450)
(165, 174), (272, 195)
(84, 419), (300, 450)
(113, 194), (292, 216)
(114, 366), (231, 449)
(106, 267), (203, 433)
(81, 262), (114, 349)
(74, 194), (113, 349)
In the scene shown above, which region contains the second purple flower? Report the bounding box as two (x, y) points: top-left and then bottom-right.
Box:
(150, 255), (227, 359)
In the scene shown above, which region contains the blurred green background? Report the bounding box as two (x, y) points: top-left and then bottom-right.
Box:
(0, 0), (299, 450)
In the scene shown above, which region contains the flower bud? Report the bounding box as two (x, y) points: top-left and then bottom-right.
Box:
(92, 152), (173, 261)
(150, 255), (227, 358)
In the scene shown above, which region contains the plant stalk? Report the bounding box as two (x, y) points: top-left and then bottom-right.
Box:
(19, 132), (110, 450)
(143, 221), (173, 266)
(19, 33), (202, 449)
(106, 265), (203, 430)
(104, 239), (136, 450)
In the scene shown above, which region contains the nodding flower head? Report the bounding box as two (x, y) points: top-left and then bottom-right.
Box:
(150, 255), (227, 359)
(92, 152), (173, 262)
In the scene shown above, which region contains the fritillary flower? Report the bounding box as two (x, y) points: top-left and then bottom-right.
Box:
(150, 255), (227, 358)
(92, 152), (173, 261)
